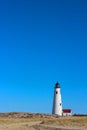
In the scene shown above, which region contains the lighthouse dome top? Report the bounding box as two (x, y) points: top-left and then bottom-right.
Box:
(55, 82), (60, 88)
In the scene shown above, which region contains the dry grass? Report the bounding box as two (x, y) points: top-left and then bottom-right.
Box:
(41, 116), (87, 128)
(0, 116), (87, 130)
(0, 117), (42, 124)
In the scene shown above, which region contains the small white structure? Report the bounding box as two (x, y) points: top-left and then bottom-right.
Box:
(52, 82), (62, 116)
(62, 109), (72, 116)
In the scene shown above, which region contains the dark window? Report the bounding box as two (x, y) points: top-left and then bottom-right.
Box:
(60, 103), (61, 106)
(56, 91), (58, 94)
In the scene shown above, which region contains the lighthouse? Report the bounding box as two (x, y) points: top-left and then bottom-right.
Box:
(52, 82), (62, 116)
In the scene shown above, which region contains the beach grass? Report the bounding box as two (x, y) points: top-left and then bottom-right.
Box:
(0, 116), (87, 126)
(41, 116), (87, 127)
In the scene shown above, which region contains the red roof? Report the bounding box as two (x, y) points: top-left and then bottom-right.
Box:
(63, 109), (71, 113)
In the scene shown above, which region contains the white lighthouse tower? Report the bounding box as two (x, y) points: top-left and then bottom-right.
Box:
(52, 82), (62, 116)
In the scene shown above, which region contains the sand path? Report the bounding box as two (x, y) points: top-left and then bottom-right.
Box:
(0, 121), (87, 130)
(38, 124), (87, 130)
(0, 121), (41, 130)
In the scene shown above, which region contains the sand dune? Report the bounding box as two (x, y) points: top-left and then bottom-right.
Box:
(0, 123), (87, 130)
(0, 113), (87, 130)
(0, 121), (41, 130)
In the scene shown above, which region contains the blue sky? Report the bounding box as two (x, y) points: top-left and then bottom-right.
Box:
(0, 0), (87, 114)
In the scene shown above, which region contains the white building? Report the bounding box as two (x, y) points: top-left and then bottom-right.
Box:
(62, 109), (72, 116)
(52, 82), (62, 116)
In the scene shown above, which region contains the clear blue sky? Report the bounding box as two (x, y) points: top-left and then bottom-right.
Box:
(0, 0), (87, 114)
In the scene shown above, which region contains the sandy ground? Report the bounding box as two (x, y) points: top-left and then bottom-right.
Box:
(0, 121), (87, 130)
(0, 121), (41, 130)
(0, 113), (87, 130)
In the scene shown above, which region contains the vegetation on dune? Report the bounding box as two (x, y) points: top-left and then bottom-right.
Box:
(0, 113), (87, 128)
(41, 116), (87, 127)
